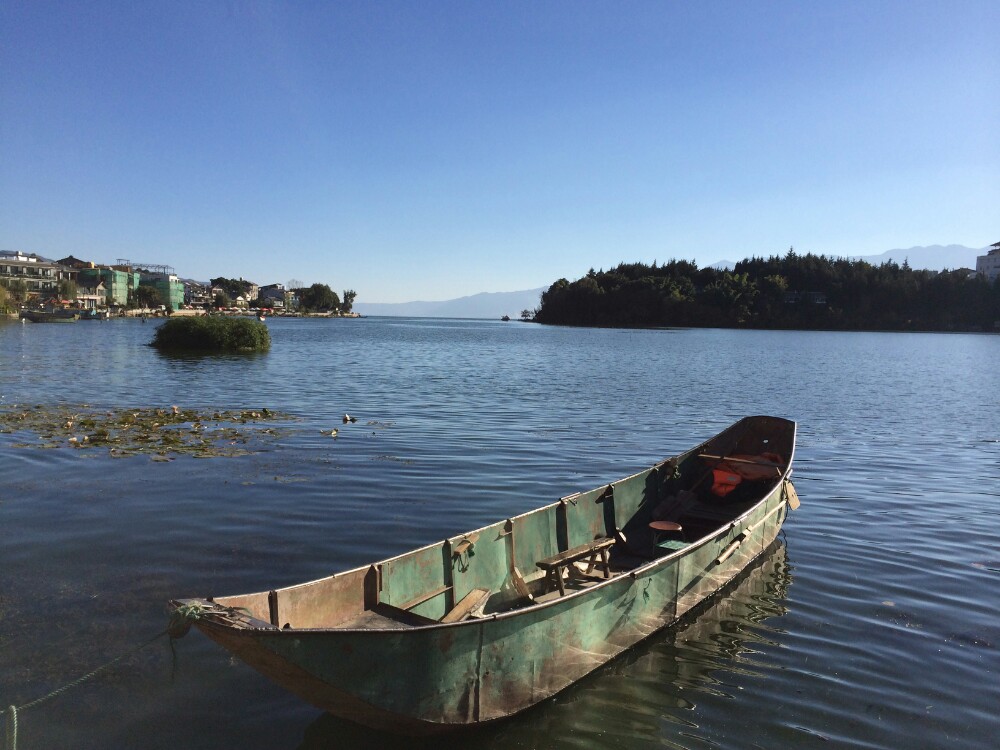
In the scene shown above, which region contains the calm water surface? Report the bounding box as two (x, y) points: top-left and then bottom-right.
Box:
(1, 318), (997, 749)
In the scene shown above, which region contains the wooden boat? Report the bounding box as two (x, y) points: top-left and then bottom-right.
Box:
(19, 309), (79, 322)
(171, 415), (798, 734)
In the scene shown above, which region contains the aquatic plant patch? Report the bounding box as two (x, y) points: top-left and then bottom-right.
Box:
(150, 317), (271, 353)
(0, 404), (297, 459)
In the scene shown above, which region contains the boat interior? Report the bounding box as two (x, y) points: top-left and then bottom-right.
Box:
(207, 417), (795, 631)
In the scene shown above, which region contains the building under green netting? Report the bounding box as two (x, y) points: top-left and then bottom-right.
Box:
(78, 267), (141, 307)
(140, 273), (185, 310)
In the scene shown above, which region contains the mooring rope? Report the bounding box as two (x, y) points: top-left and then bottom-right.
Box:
(0, 605), (211, 750)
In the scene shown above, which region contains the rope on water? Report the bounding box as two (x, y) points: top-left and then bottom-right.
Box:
(1, 605), (212, 750)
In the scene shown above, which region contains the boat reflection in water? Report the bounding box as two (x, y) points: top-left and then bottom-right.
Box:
(295, 539), (793, 750)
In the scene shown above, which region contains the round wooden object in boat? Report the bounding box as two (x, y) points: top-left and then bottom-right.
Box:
(648, 520), (683, 533)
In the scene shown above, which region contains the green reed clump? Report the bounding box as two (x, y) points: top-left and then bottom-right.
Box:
(151, 317), (271, 353)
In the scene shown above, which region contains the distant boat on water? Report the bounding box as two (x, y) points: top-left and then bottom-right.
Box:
(79, 309), (111, 321)
(20, 309), (80, 323)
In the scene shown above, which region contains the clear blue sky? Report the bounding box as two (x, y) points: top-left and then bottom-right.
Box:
(2, 1), (997, 302)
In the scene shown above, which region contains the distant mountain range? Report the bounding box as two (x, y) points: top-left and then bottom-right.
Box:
(710, 244), (988, 273)
(851, 244), (987, 270)
(353, 288), (546, 319)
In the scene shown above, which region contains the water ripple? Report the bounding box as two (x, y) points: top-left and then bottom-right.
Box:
(1, 319), (998, 749)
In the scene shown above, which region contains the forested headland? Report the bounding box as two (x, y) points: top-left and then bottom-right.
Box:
(534, 251), (1000, 332)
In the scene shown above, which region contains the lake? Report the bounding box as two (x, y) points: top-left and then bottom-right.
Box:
(1, 317), (997, 749)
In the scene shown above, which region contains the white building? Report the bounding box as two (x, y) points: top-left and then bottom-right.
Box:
(976, 242), (1000, 282)
(0, 251), (73, 297)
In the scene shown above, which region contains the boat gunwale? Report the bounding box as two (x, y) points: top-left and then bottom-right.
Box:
(193, 416), (797, 634)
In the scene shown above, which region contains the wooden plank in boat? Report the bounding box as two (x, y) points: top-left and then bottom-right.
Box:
(441, 588), (491, 623)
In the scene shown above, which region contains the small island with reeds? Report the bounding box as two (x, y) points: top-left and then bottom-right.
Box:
(151, 316), (271, 353)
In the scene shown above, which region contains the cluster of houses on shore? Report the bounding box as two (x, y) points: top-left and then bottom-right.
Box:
(978, 242), (1000, 283)
(0, 251), (298, 313)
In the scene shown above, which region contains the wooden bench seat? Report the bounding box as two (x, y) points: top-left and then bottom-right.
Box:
(536, 537), (615, 596)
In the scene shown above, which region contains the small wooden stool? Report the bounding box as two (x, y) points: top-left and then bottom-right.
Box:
(536, 538), (615, 596)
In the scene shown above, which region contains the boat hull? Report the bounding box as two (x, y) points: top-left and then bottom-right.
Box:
(177, 416), (796, 733)
(20, 310), (80, 322)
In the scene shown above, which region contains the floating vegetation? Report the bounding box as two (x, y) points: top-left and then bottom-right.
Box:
(0, 404), (297, 459)
(150, 316), (271, 353)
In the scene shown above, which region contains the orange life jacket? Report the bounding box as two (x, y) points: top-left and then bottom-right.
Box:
(711, 469), (743, 496)
(709, 452), (784, 496)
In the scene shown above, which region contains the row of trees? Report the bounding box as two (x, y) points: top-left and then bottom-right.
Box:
(1, 279), (31, 311)
(0, 279), (77, 309)
(1, 263), (358, 315)
(284, 285), (356, 313)
(209, 277), (258, 304)
(534, 251), (1000, 332)
(208, 278), (357, 314)
(2, 276), (357, 315)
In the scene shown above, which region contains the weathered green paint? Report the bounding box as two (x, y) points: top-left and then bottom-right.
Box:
(380, 541), (451, 619)
(449, 520), (510, 607)
(174, 415), (797, 734)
